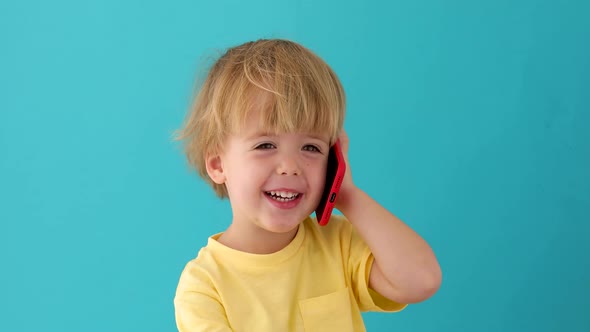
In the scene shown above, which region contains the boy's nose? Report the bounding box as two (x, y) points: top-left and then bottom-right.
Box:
(277, 157), (300, 176)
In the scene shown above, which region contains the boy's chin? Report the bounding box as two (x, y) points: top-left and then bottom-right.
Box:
(260, 215), (306, 234)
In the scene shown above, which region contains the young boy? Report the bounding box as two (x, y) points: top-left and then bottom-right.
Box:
(174, 39), (441, 331)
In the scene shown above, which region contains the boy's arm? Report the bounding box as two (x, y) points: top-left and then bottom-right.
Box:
(335, 131), (442, 304)
(174, 295), (233, 332)
(175, 263), (233, 332)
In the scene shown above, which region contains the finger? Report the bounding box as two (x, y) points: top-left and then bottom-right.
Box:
(338, 130), (349, 154)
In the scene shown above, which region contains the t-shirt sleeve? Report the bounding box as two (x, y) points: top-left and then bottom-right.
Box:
(339, 215), (408, 313)
(174, 261), (232, 332)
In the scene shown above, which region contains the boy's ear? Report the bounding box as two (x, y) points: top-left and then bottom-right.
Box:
(205, 154), (226, 184)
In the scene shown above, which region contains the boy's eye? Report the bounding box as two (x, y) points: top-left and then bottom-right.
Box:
(255, 143), (276, 150)
(302, 145), (321, 153)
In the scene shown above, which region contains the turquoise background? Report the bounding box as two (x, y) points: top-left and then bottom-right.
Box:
(1, 0), (588, 331)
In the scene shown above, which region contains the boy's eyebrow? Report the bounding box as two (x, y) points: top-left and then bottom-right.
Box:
(243, 130), (330, 144)
(304, 133), (331, 144)
(244, 131), (275, 140)
(307, 133), (329, 140)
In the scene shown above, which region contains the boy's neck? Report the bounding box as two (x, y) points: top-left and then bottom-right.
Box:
(217, 223), (300, 254)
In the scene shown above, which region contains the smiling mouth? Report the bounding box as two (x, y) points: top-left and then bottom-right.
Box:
(265, 191), (301, 202)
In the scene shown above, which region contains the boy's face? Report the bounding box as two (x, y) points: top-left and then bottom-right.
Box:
(207, 110), (330, 235)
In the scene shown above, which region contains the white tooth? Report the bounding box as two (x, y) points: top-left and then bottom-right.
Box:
(267, 191), (298, 199)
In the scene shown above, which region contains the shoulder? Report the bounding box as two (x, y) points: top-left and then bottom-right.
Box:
(175, 239), (222, 294)
(303, 214), (357, 251)
(306, 214), (353, 237)
(174, 246), (232, 330)
(306, 214), (372, 263)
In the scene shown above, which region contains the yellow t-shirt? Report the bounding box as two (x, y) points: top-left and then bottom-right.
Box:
(174, 215), (406, 332)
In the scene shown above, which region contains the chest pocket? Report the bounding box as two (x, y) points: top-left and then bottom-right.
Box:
(298, 288), (354, 332)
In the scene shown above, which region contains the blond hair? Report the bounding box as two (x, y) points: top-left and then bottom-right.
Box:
(176, 39), (346, 198)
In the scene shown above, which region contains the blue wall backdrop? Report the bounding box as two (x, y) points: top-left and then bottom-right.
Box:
(1, 0), (588, 331)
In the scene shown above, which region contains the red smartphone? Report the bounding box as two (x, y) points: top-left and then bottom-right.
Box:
(315, 140), (346, 226)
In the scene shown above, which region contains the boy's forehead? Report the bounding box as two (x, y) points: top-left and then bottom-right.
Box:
(231, 90), (335, 144)
(240, 115), (328, 140)
(233, 113), (327, 143)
